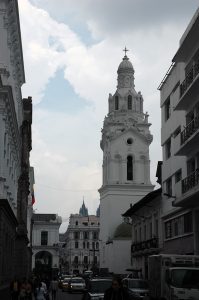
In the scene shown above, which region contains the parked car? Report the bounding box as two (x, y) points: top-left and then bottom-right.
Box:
(62, 277), (73, 292)
(122, 278), (149, 299)
(68, 277), (86, 293)
(82, 278), (112, 300)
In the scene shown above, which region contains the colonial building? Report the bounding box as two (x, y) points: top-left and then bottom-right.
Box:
(32, 213), (62, 279)
(99, 50), (154, 273)
(64, 202), (100, 275)
(123, 187), (162, 279)
(158, 8), (199, 255)
(0, 0), (32, 297)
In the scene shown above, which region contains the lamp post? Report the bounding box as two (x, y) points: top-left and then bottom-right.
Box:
(89, 244), (99, 274)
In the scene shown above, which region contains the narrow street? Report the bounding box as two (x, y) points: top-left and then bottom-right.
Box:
(55, 289), (83, 300)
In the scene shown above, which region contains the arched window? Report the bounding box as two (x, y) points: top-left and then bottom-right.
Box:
(128, 95), (132, 110)
(127, 155), (133, 180)
(115, 96), (119, 110)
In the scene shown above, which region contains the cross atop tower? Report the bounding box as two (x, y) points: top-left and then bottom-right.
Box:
(123, 46), (129, 57)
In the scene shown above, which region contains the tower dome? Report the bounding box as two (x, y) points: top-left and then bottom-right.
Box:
(117, 55), (134, 73)
(117, 48), (135, 89)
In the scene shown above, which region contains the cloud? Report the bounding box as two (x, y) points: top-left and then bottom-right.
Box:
(18, 0), (199, 231)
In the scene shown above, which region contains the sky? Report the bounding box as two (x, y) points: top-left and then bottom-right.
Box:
(18, 0), (199, 232)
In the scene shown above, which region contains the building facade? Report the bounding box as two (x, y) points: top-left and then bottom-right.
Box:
(123, 188), (162, 279)
(159, 8), (199, 255)
(32, 214), (62, 279)
(99, 51), (154, 273)
(0, 0), (32, 296)
(64, 203), (100, 275)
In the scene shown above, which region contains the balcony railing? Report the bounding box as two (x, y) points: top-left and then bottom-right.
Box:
(181, 115), (199, 145)
(131, 237), (158, 253)
(180, 60), (199, 97)
(182, 169), (199, 194)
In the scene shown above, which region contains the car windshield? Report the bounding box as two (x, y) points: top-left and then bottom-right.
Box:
(90, 280), (112, 293)
(63, 278), (70, 283)
(71, 279), (84, 284)
(128, 280), (148, 289)
(171, 269), (199, 289)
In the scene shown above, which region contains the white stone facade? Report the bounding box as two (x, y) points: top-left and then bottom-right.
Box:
(32, 214), (62, 272)
(64, 214), (100, 275)
(159, 8), (199, 255)
(0, 0), (25, 214)
(99, 53), (154, 273)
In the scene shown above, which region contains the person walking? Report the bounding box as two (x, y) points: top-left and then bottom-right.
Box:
(104, 276), (130, 300)
(34, 282), (46, 300)
(50, 277), (58, 300)
(10, 277), (20, 300)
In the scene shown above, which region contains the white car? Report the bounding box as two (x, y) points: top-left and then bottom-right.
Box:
(68, 277), (86, 293)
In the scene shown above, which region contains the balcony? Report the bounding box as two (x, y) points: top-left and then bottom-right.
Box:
(175, 60), (199, 111)
(175, 116), (199, 155)
(173, 169), (199, 207)
(131, 237), (159, 256)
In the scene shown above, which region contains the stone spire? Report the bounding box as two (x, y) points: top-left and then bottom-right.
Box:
(79, 198), (88, 216)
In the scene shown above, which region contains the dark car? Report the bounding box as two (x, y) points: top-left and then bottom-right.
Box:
(82, 278), (112, 300)
(122, 278), (149, 299)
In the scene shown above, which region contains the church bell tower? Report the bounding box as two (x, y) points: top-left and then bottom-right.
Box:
(99, 49), (154, 271)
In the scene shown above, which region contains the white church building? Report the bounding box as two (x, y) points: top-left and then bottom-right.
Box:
(99, 50), (154, 274)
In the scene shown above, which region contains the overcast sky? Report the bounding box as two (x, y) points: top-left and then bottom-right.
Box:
(18, 0), (199, 232)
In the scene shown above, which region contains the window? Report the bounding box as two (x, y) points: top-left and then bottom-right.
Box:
(166, 177), (172, 197)
(74, 256), (78, 263)
(83, 232), (89, 239)
(165, 97), (171, 121)
(144, 225), (147, 240)
(165, 212), (193, 240)
(165, 138), (171, 159)
(41, 231), (48, 246)
(184, 212), (193, 233)
(139, 227), (142, 242)
(94, 256), (97, 264)
(175, 169), (182, 183)
(155, 219), (159, 237)
(75, 221), (78, 226)
(83, 222), (88, 226)
(127, 138), (133, 145)
(83, 256), (88, 264)
(83, 242), (85, 249)
(96, 242), (99, 249)
(74, 232), (79, 239)
(187, 158), (195, 175)
(115, 96), (119, 110)
(75, 241), (79, 249)
(87, 242), (89, 249)
(92, 242), (95, 249)
(127, 155), (133, 180)
(93, 232), (98, 240)
(128, 95), (132, 110)
(149, 222), (152, 239)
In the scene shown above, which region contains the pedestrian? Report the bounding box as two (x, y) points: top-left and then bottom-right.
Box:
(10, 277), (20, 300)
(19, 278), (27, 300)
(26, 279), (33, 300)
(104, 276), (130, 300)
(34, 282), (46, 300)
(50, 277), (58, 300)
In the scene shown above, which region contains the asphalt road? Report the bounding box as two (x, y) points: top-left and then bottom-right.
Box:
(53, 289), (83, 300)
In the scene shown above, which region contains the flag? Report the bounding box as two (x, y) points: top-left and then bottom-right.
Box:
(32, 187), (35, 205)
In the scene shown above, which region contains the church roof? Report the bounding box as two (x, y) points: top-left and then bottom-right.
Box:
(117, 55), (134, 73)
(122, 188), (162, 217)
(113, 222), (132, 238)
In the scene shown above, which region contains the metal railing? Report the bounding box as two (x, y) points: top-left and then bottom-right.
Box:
(181, 115), (199, 145)
(131, 237), (159, 253)
(180, 60), (199, 97)
(182, 169), (199, 194)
